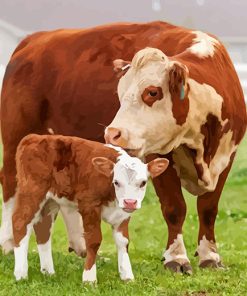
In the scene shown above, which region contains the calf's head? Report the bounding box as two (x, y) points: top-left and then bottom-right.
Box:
(105, 47), (189, 157)
(92, 153), (169, 212)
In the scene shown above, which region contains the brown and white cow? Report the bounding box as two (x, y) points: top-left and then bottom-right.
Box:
(12, 134), (168, 282)
(105, 44), (247, 269)
(0, 21), (246, 273)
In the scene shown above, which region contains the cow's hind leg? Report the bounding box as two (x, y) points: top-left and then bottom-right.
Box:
(149, 153), (192, 274)
(12, 182), (49, 280)
(196, 156), (235, 268)
(33, 199), (59, 275)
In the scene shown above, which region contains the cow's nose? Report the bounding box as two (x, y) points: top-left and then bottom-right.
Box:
(104, 127), (128, 147)
(123, 199), (137, 209)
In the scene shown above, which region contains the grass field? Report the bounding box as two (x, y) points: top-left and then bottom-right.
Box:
(0, 136), (246, 296)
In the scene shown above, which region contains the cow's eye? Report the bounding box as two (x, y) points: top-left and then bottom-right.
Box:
(114, 180), (120, 187)
(140, 181), (147, 188)
(149, 91), (158, 97)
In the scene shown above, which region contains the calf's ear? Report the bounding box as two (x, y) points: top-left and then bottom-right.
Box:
(147, 158), (169, 178)
(92, 157), (115, 177)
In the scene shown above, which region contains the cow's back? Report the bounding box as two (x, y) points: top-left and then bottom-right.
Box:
(1, 22), (195, 145)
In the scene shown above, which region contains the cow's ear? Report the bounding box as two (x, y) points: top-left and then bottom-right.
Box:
(168, 61), (189, 101)
(92, 157), (115, 177)
(113, 59), (131, 78)
(147, 158), (169, 178)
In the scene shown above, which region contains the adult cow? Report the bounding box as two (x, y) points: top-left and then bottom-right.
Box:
(0, 21), (246, 274)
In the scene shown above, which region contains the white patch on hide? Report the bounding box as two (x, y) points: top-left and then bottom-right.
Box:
(113, 230), (134, 281)
(188, 31), (219, 58)
(197, 235), (220, 264)
(82, 263), (97, 283)
(163, 234), (190, 264)
(38, 237), (55, 274)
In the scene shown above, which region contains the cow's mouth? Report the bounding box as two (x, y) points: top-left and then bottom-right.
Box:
(124, 147), (142, 157)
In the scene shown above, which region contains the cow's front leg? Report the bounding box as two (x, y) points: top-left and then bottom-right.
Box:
(113, 218), (134, 281)
(80, 205), (102, 284)
(149, 154), (192, 274)
(197, 158), (234, 268)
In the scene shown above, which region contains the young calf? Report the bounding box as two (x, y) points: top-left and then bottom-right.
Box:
(13, 134), (169, 283)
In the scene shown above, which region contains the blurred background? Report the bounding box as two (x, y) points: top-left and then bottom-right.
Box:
(0, 0), (246, 98)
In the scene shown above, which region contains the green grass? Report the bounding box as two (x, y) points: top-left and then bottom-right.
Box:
(0, 137), (247, 296)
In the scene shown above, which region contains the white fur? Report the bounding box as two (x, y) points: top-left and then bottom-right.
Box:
(14, 198), (47, 280)
(38, 237), (55, 274)
(188, 31), (219, 58)
(197, 235), (220, 264)
(60, 204), (86, 256)
(82, 263), (97, 283)
(163, 234), (190, 264)
(101, 202), (130, 226)
(14, 225), (32, 280)
(0, 197), (15, 251)
(113, 230), (134, 280)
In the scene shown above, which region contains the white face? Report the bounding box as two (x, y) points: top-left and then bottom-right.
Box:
(112, 154), (149, 212)
(105, 48), (188, 157)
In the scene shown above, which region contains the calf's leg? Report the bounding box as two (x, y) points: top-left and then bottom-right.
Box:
(196, 155), (234, 268)
(113, 218), (134, 281)
(80, 206), (102, 283)
(149, 153), (192, 274)
(33, 199), (59, 275)
(60, 205), (86, 257)
(12, 184), (49, 280)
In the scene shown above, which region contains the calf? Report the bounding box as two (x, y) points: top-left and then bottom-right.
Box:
(13, 134), (168, 283)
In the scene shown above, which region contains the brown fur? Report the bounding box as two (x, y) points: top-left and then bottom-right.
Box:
(1, 21), (246, 269)
(13, 134), (119, 270)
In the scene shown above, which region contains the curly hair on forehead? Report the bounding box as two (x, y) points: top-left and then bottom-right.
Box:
(131, 47), (169, 70)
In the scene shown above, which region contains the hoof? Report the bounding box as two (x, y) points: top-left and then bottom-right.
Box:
(68, 246), (86, 258)
(199, 260), (224, 269)
(1, 239), (14, 255)
(165, 261), (193, 275)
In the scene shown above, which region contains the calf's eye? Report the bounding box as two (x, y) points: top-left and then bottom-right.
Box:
(140, 181), (147, 188)
(114, 180), (120, 187)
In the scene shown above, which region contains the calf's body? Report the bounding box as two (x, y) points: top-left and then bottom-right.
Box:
(13, 134), (168, 282)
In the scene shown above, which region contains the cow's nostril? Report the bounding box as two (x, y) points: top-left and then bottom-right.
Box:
(113, 130), (121, 141)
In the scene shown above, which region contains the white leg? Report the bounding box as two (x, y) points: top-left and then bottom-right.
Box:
(14, 226), (32, 281)
(113, 230), (134, 281)
(197, 235), (221, 266)
(163, 234), (190, 265)
(37, 237), (55, 274)
(0, 197), (15, 254)
(60, 205), (86, 257)
(82, 263), (97, 283)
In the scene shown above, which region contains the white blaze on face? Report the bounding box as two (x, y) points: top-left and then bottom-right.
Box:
(112, 152), (149, 210)
(109, 48), (183, 156)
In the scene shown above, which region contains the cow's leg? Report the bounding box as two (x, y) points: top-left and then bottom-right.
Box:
(196, 156), (234, 268)
(0, 149), (17, 254)
(112, 218), (134, 281)
(80, 206), (102, 284)
(60, 205), (86, 257)
(149, 153), (192, 274)
(33, 199), (59, 275)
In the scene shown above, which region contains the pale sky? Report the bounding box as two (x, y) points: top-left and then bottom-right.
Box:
(0, 0), (246, 37)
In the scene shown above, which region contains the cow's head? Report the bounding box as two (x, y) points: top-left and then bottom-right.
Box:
(92, 151), (169, 212)
(105, 48), (190, 157)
